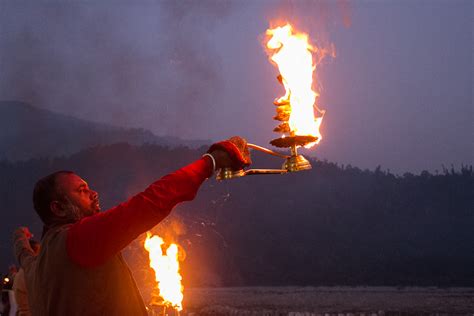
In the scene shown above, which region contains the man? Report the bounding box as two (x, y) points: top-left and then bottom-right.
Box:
(13, 240), (40, 316)
(14, 137), (250, 316)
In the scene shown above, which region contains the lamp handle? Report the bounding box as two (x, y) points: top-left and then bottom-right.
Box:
(247, 143), (290, 159)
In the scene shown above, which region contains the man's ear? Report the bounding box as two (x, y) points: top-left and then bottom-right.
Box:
(50, 201), (66, 217)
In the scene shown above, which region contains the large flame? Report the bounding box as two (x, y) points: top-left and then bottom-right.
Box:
(266, 24), (325, 147)
(144, 232), (183, 311)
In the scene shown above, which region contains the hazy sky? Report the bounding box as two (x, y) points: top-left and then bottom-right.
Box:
(0, 0), (472, 174)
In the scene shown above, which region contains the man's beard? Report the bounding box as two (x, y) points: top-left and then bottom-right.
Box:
(61, 197), (98, 222)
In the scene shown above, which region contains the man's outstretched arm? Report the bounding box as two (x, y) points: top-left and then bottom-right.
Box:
(66, 157), (213, 268)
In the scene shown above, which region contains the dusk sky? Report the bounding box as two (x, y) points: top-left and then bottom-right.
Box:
(0, 0), (472, 174)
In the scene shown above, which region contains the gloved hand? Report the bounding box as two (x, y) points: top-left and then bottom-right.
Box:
(208, 136), (252, 170)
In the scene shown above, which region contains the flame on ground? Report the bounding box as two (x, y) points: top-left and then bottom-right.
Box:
(266, 24), (326, 147)
(144, 232), (183, 311)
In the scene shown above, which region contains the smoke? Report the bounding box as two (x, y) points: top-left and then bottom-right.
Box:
(0, 0), (349, 141)
(0, 1), (232, 138)
(337, 0), (352, 28)
(265, 0), (352, 37)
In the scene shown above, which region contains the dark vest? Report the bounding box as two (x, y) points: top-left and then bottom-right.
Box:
(25, 224), (148, 316)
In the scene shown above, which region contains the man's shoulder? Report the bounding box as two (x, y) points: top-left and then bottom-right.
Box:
(41, 223), (74, 249)
(43, 223), (73, 237)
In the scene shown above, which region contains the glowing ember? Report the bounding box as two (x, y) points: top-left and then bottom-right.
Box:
(144, 232), (183, 311)
(266, 24), (326, 147)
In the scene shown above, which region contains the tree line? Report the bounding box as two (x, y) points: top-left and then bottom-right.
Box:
(0, 143), (472, 297)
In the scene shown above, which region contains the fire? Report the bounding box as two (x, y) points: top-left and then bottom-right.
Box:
(266, 24), (326, 147)
(144, 232), (183, 311)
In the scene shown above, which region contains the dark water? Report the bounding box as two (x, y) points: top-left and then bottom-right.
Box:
(178, 287), (474, 315)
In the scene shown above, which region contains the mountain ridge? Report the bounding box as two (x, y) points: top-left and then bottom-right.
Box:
(0, 100), (209, 161)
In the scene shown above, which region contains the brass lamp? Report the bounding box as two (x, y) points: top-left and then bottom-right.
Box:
(216, 76), (316, 180)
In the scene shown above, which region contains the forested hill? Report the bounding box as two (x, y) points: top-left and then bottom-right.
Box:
(0, 143), (472, 292)
(0, 101), (207, 161)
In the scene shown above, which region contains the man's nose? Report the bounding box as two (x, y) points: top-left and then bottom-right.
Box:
(91, 190), (99, 200)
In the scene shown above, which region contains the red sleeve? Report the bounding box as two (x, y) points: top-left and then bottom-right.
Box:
(66, 157), (213, 268)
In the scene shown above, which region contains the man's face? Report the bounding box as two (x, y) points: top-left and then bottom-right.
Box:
(55, 173), (100, 219)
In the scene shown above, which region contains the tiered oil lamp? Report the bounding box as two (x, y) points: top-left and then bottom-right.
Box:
(217, 23), (326, 180)
(216, 77), (316, 180)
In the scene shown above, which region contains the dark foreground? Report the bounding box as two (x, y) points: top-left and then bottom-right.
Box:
(180, 287), (474, 315)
